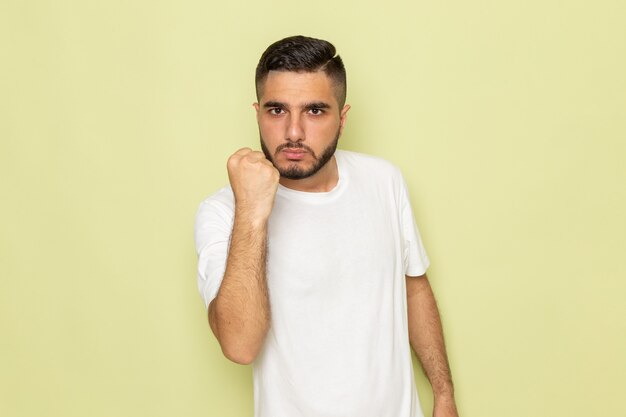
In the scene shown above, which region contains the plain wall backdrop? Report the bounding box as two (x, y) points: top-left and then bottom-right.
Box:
(1, 1), (625, 416)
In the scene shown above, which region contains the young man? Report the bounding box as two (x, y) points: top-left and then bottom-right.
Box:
(195, 35), (459, 417)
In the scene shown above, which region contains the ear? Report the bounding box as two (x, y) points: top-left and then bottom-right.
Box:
(253, 102), (260, 121)
(339, 104), (351, 136)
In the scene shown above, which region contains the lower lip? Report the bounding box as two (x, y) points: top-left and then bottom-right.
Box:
(282, 150), (307, 160)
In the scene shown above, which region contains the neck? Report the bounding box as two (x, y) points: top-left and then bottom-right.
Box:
(279, 155), (339, 193)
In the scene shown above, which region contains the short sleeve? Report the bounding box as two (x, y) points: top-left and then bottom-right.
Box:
(398, 173), (430, 277)
(194, 188), (235, 309)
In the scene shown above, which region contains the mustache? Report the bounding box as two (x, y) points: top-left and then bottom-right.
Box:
(275, 142), (317, 158)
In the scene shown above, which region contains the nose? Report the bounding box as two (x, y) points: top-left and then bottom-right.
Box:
(286, 113), (304, 142)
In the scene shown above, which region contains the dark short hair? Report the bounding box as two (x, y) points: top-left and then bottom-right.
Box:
(255, 35), (347, 107)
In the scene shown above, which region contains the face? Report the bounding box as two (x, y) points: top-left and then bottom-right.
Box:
(254, 71), (350, 181)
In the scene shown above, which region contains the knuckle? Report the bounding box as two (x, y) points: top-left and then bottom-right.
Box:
(227, 155), (239, 168)
(229, 148), (251, 162)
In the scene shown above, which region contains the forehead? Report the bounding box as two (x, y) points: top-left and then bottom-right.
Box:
(259, 71), (338, 106)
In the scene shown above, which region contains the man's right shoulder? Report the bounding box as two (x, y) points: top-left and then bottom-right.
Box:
(195, 186), (235, 221)
(194, 186), (235, 252)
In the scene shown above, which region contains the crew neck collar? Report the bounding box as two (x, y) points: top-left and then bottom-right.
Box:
(276, 150), (348, 202)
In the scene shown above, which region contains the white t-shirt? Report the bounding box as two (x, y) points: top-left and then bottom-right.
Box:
(195, 150), (430, 417)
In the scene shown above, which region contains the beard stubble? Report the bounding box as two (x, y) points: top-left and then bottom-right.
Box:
(260, 128), (340, 180)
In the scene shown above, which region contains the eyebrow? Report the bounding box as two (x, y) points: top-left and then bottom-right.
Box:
(263, 101), (332, 111)
(263, 101), (288, 109)
(303, 102), (331, 111)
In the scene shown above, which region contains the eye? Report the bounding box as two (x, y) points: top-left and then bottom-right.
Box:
(308, 108), (324, 115)
(269, 108), (284, 115)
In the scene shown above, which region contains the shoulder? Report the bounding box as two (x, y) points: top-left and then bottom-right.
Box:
(195, 186), (235, 226)
(194, 186), (235, 250)
(337, 149), (404, 183)
(197, 185), (234, 209)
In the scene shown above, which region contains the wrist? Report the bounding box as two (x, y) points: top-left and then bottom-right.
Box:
(234, 206), (270, 230)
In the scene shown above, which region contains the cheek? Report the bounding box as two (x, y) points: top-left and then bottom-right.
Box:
(259, 118), (284, 137)
(308, 119), (340, 138)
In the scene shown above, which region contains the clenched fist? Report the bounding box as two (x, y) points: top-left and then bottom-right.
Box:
(227, 148), (280, 222)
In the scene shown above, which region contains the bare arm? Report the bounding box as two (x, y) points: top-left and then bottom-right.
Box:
(406, 273), (459, 417)
(208, 148), (279, 365)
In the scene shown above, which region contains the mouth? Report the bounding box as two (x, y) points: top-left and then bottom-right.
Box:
(281, 148), (307, 161)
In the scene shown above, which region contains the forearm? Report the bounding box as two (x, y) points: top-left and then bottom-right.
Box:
(407, 276), (455, 400)
(209, 210), (271, 364)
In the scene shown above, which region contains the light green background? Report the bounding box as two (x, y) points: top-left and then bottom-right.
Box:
(1, 1), (625, 416)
